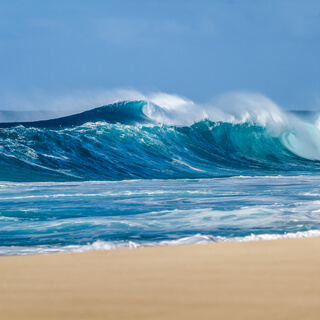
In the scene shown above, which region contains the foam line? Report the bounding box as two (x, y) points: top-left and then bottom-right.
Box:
(1, 230), (319, 256)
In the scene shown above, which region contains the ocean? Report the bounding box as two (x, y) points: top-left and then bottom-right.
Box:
(1, 95), (320, 255)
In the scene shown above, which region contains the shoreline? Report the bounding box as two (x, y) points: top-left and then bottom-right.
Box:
(2, 229), (320, 256)
(1, 237), (320, 319)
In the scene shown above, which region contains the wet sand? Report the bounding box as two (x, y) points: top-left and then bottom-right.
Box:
(1, 237), (320, 320)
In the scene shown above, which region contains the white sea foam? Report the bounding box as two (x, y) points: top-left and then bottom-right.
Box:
(1, 230), (320, 256)
(0, 216), (19, 221)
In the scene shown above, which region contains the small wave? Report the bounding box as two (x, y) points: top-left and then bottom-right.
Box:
(1, 230), (319, 256)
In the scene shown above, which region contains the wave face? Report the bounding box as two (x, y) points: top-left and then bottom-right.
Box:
(0, 100), (320, 182)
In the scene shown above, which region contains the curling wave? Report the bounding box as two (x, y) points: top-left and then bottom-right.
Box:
(0, 98), (319, 182)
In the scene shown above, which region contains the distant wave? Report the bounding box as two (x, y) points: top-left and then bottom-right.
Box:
(0, 97), (320, 182)
(0, 101), (151, 128)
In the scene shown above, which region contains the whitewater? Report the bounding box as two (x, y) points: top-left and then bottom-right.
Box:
(1, 92), (320, 255)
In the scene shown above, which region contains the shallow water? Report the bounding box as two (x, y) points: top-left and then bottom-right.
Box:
(1, 176), (320, 255)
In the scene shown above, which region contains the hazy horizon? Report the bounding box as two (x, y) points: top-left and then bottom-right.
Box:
(0, 0), (319, 111)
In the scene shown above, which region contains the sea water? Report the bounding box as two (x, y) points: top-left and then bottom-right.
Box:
(1, 93), (320, 255)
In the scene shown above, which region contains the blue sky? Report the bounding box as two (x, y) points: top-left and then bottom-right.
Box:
(0, 0), (319, 110)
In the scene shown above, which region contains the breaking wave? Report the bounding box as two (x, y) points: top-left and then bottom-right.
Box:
(0, 93), (320, 182)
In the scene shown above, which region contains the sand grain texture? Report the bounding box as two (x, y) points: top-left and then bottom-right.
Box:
(1, 237), (320, 319)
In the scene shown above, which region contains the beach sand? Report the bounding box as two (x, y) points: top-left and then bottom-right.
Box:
(0, 237), (320, 320)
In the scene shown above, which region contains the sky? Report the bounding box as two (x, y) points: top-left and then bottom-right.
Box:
(0, 0), (320, 111)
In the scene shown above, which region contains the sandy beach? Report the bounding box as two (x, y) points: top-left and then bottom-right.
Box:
(0, 237), (320, 320)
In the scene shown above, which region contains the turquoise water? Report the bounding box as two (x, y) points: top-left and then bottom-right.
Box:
(1, 99), (320, 255)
